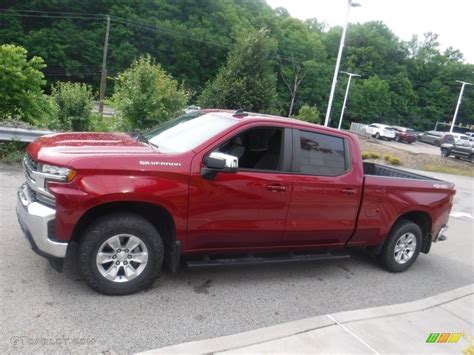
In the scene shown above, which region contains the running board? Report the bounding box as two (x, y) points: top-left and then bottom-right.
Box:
(186, 251), (350, 268)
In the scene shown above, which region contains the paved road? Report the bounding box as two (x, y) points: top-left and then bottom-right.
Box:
(376, 139), (441, 156)
(1, 164), (473, 354)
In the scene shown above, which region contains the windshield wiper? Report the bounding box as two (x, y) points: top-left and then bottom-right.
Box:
(131, 132), (159, 150)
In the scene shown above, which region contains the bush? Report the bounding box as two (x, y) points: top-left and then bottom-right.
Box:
(52, 82), (94, 131)
(295, 105), (321, 124)
(388, 157), (401, 165)
(112, 55), (189, 131)
(0, 140), (28, 163)
(384, 154), (391, 161)
(361, 151), (380, 160)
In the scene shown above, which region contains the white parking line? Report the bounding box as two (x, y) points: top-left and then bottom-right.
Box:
(450, 211), (474, 220)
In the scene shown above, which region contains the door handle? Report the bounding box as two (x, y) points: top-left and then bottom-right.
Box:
(341, 188), (356, 195)
(266, 184), (287, 192)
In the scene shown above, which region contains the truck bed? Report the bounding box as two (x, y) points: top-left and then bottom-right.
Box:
(363, 162), (441, 181)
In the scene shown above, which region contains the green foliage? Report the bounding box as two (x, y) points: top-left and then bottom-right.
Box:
(295, 105), (321, 124)
(361, 151), (380, 160)
(388, 156), (401, 165)
(199, 29), (277, 112)
(0, 44), (51, 123)
(112, 56), (189, 131)
(52, 82), (94, 131)
(0, 2), (473, 131)
(0, 140), (28, 163)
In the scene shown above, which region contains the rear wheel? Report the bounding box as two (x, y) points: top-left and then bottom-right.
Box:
(395, 135), (400, 142)
(471, 155), (474, 164)
(78, 213), (164, 295)
(434, 140), (440, 147)
(375, 132), (381, 139)
(454, 156), (460, 159)
(378, 219), (422, 272)
(441, 148), (449, 157)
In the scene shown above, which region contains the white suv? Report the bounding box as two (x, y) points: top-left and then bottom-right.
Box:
(364, 124), (396, 140)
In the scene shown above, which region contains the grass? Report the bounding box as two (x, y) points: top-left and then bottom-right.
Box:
(423, 164), (474, 177)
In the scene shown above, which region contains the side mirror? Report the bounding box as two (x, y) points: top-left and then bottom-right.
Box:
(201, 152), (238, 180)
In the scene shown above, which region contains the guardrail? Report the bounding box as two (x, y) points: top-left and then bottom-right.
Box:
(0, 127), (54, 143)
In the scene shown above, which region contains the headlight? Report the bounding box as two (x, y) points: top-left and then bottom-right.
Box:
(42, 164), (77, 182)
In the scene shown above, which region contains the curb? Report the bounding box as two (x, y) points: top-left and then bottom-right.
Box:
(137, 284), (473, 354)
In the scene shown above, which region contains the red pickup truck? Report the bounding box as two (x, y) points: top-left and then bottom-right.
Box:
(17, 109), (454, 295)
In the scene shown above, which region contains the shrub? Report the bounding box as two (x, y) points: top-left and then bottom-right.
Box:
(295, 105), (321, 124)
(384, 154), (391, 161)
(0, 140), (28, 163)
(388, 157), (401, 165)
(361, 151), (381, 160)
(361, 151), (370, 160)
(52, 82), (94, 131)
(112, 55), (189, 131)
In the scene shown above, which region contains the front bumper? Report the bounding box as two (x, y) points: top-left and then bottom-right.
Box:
(16, 183), (68, 259)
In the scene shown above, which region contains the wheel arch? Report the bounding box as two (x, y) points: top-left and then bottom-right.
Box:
(375, 211), (432, 255)
(71, 201), (177, 253)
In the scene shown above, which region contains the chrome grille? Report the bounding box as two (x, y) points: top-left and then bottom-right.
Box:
(25, 154), (38, 171)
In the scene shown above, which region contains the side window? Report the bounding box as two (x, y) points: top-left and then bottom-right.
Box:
(297, 130), (347, 176)
(217, 127), (283, 171)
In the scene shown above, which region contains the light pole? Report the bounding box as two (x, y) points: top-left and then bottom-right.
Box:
(450, 80), (472, 132)
(337, 71), (361, 130)
(324, 0), (361, 127)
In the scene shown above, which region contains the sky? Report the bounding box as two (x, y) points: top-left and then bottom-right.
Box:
(266, 0), (474, 64)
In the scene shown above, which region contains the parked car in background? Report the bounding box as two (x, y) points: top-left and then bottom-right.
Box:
(418, 131), (469, 146)
(364, 124), (396, 140)
(441, 140), (474, 163)
(392, 126), (417, 144)
(465, 132), (474, 142)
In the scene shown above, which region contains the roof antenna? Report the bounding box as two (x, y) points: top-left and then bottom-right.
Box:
(234, 109), (248, 117)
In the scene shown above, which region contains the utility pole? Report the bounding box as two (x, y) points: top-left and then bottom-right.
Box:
(98, 15), (110, 116)
(337, 71), (361, 130)
(450, 80), (472, 132)
(324, 0), (361, 127)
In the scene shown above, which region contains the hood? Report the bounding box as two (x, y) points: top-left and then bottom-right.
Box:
(27, 132), (155, 165)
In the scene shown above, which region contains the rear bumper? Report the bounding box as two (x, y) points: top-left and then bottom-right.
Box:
(433, 224), (448, 242)
(16, 184), (68, 260)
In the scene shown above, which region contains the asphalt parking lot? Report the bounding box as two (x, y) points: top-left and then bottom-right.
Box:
(1, 164), (473, 354)
(374, 138), (442, 156)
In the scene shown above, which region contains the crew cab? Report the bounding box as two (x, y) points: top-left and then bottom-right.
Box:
(441, 140), (474, 163)
(364, 123), (396, 140)
(16, 110), (455, 295)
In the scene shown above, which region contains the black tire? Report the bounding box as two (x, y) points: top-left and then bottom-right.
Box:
(378, 219), (422, 273)
(78, 213), (164, 295)
(395, 135), (400, 142)
(434, 140), (440, 147)
(441, 148), (449, 157)
(375, 132), (380, 139)
(454, 156), (460, 159)
(471, 155), (474, 164)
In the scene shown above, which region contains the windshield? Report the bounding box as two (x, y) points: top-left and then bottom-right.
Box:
(143, 112), (238, 153)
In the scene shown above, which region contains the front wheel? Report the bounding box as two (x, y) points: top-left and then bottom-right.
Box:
(441, 148), (449, 157)
(78, 213), (164, 295)
(378, 219), (422, 272)
(375, 132), (381, 139)
(395, 136), (400, 142)
(471, 155), (474, 164)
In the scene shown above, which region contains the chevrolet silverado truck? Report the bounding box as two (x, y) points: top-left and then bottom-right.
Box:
(17, 109), (454, 295)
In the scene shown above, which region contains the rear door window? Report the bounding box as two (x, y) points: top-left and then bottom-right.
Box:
(296, 130), (347, 176)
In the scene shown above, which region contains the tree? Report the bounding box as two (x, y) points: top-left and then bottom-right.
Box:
(52, 82), (94, 131)
(199, 29), (277, 112)
(295, 104), (321, 124)
(111, 56), (189, 130)
(349, 76), (391, 123)
(0, 44), (50, 123)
